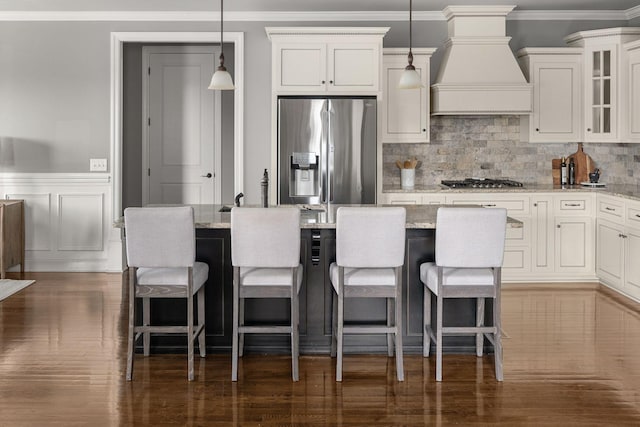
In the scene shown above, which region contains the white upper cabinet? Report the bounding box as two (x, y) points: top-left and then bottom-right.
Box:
(517, 48), (583, 143)
(625, 40), (640, 142)
(381, 48), (436, 143)
(266, 27), (389, 94)
(565, 27), (640, 143)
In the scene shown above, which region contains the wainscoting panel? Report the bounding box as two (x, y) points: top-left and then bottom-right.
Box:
(0, 173), (120, 272)
(58, 193), (104, 251)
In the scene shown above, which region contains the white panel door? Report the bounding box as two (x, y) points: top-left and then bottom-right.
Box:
(145, 47), (218, 205)
(534, 63), (581, 141)
(555, 217), (593, 273)
(624, 227), (640, 298)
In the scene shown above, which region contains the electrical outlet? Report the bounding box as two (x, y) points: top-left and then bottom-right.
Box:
(90, 158), (107, 172)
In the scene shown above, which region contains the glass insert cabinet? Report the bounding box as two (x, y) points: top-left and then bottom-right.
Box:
(589, 47), (615, 139)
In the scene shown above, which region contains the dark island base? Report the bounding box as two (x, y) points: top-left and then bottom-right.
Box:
(138, 229), (495, 355)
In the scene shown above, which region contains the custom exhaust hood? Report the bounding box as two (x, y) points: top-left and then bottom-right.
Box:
(431, 5), (532, 115)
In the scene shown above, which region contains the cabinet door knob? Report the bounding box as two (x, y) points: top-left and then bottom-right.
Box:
(535, 128), (539, 131)
(422, 129), (426, 132)
(587, 128), (591, 132)
(533, 203), (538, 207)
(201, 173), (212, 178)
(329, 80), (334, 84)
(321, 80), (325, 84)
(557, 225), (561, 228)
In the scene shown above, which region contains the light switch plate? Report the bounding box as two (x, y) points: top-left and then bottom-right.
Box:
(90, 158), (107, 172)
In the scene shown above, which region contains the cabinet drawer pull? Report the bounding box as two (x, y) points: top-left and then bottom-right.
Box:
(636, 214), (640, 218)
(605, 207), (616, 211)
(564, 203), (581, 207)
(482, 204), (496, 207)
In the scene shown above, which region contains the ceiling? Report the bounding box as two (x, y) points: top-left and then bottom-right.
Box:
(0, 0), (638, 13)
(225, 1), (640, 12)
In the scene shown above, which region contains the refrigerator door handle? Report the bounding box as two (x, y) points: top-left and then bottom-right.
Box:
(320, 107), (328, 204)
(327, 106), (334, 203)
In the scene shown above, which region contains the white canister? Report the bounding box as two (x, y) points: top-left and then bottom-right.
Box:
(401, 168), (415, 189)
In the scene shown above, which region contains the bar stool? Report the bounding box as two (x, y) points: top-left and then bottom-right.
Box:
(124, 206), (208, 381)
(329, 206), (406, 382)
(420, 207), (507, 381)
(230, 207), (302, 381)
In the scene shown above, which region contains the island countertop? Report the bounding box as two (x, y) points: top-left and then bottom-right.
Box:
(115, 204), (523, 230)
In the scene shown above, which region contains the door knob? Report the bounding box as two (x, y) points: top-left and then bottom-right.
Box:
(201, 173), (212, 178)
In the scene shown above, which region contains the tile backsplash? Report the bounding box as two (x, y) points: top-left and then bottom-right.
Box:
(383, 116), (640, 187)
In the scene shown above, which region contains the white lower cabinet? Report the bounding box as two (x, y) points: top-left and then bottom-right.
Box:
(597, 194), (640, 300)
(555, 216), (593, 274)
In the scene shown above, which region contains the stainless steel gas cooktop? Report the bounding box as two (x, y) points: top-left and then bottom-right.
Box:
(441, 178), (524, 189)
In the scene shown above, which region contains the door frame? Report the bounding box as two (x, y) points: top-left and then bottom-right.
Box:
(141, 45), (222, 205)
(110, 31), (244, 220)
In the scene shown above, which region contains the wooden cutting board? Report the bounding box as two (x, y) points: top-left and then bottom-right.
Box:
(551, 158), (561, 186)
(568, 143), (593, 184)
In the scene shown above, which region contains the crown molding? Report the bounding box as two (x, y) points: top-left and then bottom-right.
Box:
(0, 9), (634, 22)
(627, 5), (640, 20)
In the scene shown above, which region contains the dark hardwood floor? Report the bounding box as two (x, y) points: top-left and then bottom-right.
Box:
(1, 273), (639, 425)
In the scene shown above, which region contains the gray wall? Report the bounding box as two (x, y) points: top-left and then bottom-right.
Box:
(0, 17), (635, 203)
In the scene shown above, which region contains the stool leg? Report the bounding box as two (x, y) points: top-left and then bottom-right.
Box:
(423, 286), (431, 357)
(476, 297), (485, 357)
(126, 268), (136, 381)
(436, 293), (443, 382)
(330, 289), (337, 358)
(291, 268), (299, 382)
(386, 297), (393, 357)
(143, 298), (150, 357)
(197, 286), (206, 358)
(494, 270), (504, 381)
(238, 298), (245, 357)
(336, 268), (345, 382)
(187, 275), (194, 381)
(394, 267), (404, 381)
(232, 268), (240, 382)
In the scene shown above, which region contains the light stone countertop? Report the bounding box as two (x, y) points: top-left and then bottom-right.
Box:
(116, 204), (523, 230)
(383, 183), (640, 202)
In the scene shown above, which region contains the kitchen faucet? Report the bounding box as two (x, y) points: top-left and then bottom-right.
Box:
(234, 192), (244, 207)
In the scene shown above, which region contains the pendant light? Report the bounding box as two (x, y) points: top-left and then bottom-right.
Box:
(398, 0), (423, 89)
(208, 0), (235, 90)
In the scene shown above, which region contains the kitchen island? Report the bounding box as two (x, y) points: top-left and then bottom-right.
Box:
(125, 204), (521, 355)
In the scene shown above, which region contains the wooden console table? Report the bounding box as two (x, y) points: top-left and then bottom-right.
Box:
(0, 200), (25, 279)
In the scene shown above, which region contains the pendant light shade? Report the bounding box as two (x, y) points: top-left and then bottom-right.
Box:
(398, 0), (424, 89)
(208, 0), (235, 90)
(209, 67), (235, 90)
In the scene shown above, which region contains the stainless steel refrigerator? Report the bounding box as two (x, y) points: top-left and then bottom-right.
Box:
(278, 96), (377, 205)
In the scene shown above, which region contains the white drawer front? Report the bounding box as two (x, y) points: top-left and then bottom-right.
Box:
(598, 198), (624, 222)
(628, 206), (640, 227)
(559, 199), (585, 210)
(448, 197), (530, 215)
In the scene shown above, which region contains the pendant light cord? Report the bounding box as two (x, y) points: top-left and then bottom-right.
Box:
(219, 0), (226, 70)
(407, 0), (414, 69)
